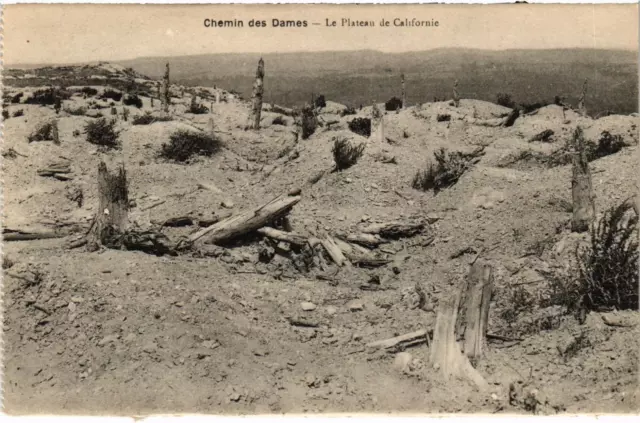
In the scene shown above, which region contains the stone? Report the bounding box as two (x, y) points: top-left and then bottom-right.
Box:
(325, 305), (337, 316)
(393, 352), (413, 373)
(301, 302), (317, 311)
(221, 200), (234, 209)
(347, 300), (364, 312)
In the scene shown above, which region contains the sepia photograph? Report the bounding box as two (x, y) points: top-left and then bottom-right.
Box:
(1, 3), (639, 416)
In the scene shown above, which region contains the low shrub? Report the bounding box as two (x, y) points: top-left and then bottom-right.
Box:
(591, 131), (626, 160)
(101, 89), (123, 102)
(412, 147), (484, 194)
(385, 96), (403, 111)
(544, 200), (638, 315)
(123, 93), (143, 108)
(348, 117), (371, 137)
(496, 93), (516, 109)
(64, 105), (87, 116)
(28, 120), (58, 143)
(437, 114), (451, 122)
(84, 118), (120, 149)
(340, 106), (357, 117)
(188, 103), (209, 114)
(2, 110), (9, 120)
(12, 109), (24, 117)
(11, 92), (24, 104)
(577, 201), (638, 311)
(272, 116), (287, 126)
(25, 88), (71, 106)
(81, 87), (98, 96)
(519, 100), (549, 114)
(332, 137), (365, 171)
(132, 112), (173, 125)
(160, 130), (222, 162)
(315, 95), (327, 109)
(300, 106), (317, 140)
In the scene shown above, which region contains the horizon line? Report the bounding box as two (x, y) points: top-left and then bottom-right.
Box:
(5, 46), (637, 68)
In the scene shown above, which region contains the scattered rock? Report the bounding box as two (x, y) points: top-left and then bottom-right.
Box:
(325, 305), (337, 316)
(221, 200), (234, 209)
(393, 352), (413, 373)
(347, 300), (364, 312)
(301, 301), (317, 311)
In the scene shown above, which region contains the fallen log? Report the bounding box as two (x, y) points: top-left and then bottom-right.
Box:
(257, 226), (307, 247)
(344, 233), (388, 248)
(189, 194), (301, 244)
(352, 257), (392, 268)
(361, 221), (424, 239)
(3, 231), (66, 241)
(321, 236), (348, 266)
(197, 182), (223, 194)
(367, 329), (428, 349)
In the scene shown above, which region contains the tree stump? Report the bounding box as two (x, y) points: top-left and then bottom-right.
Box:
(577, 78), (588, 117)
(453, 79), (460, 107)
(87, 161), (129, 249)
(249, 58), (265, 130)
(430, 262), (492, 390)
(370, 102), (385, 143)
(401, 73), (407, 109)
(459, 262), (493, 359)
(571, 126), (595, 232)
(430, 291), (489, 390)
(161, 63), (171, 113)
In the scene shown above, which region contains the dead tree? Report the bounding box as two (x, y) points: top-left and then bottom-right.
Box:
(401, 73), (406, 109)
(161, 63), (171, 113)
(87, 161), (129, 249)
(453, 79), (460, 107)
(571, 126), (595, 232)
(370, 102), (385, 143)
(248, 58), (265, 129)
(190, 94), (197, 112)
(577, 78), (588, 117)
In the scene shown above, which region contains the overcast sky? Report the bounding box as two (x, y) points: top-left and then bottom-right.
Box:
(4, 4), (638, 65)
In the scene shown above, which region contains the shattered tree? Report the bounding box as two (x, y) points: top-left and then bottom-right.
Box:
(429, 261), (492, 389)
(161, 63), (170, 113)
(370, 102), (385, 143)
(453, 79), (460, 107)
(577, 78), (588, 117)
(248, 58), (265, 130)
(401, 73), (406, 109)
(571, 126), (595, 232)
(87, 161), (129, 249)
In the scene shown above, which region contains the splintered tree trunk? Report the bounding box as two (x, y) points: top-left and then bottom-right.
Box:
(453, 79), (460, 107)
(459, 262), (493, 359)
(162, 63), (170, 113)
(249, 58), (265, 129)
(370, 103), (385, 143)
(571, 127), (595, 232)
(88, 161), (129, 247)
(401, 73), (406, 109)
(577, 78), (588, 117)
(430, 289), (489, 390)
(216, 91), (221, 104)
(190, 94), (197, 112)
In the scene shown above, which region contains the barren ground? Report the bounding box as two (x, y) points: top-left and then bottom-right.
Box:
(2, 63), (639, 415)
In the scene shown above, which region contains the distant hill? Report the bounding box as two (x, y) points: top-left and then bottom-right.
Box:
(113, 48), (638, 116)
(6, 48), (637, 116)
